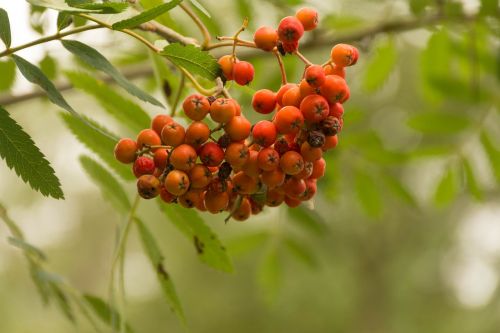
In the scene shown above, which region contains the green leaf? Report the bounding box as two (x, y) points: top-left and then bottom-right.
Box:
(161, 43), (222, 81)
(160, 203), (233, 272)
(79, 155), (131, 212)
(65, 71), (151, 134)
(8, 237), (47, 261)
(480, 0), (499, 15)
(287, 206), (327, 236)
(61, 113), (134, 181)
(0, 106), (64, 199)
(257, 248), (282, 304)
(83, 294), (134, 333)
(434, 167), (459, 207)
(363, 38), (397, 92)
(61, 40), (163, 107)
(39, 54), (57, 80)
(57, 12), (73, 31)
(226, 232), (269, 257)
(112, 0), (181, 30)
(354, 169), (382, 218)
(407, 112), (470, 134)
(480, 131), (500, 183)
(0, 8), (11, 48)
(0, 59), (16, 91)
(50, 283), (75, 322)
(135, 218), (185, 324)
(26, 0), (115, 13)
(65, 0), (128, 14)
(284, 236), (317, 269)
(189, 0), (211, 18)
(461, 157), (483, 201)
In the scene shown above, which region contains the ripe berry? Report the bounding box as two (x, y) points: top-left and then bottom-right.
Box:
(178, 189), (203, 209)
(185, 121), (210, 147)
(230, 99), (242, 116)
(331, 43), (358, 67)
(324, 63), (346, 78)
(261, 168), (285, 188)
(199, 142), (224, 167)
(210, 98), (236, 123)
(300, 178), (317, 201)
(274, 106), (304, 134)
(278, 16), (304, 42)
(274, 137), (290, 156)
(204, 189), (229, 213)
(153, 149), (168, 170)
(296, 7), (319, 31)
(252, 89), (277, 114)
(280, 40), (299, 53)
(151, 115), (173, 136)
(283, 178), (306, 199)
(300, 141), (323, 162)
(299, 79), (317, 99)
(257, 147), (280, 171)
(188, 164), (212, 189)
(225, 142), (249, 168)
(241, 150), (260, 178)
(276, 83), (297, 106)
(253, 26), (279, 51)
(293, 161), (313, 179)
(218, 55), (236, 80)
(322, 134), (339, 151)
(279, 151), (304, 175)
(329, 103), (344, 118)
(266, 188), (285, 207)
(161, 122), (185, 147)
(114, 138), (138, 164)
(282, 85), (302, 107)
(252, 120), (277, 147)
(232, 197), (252, 221)
(137, 129), (161, 150)
(224, 116), (251, 141)
(133, 156), (155, 178)
(284, 195), (301, 208)
(300, 94), (329, 123)
(160, 186), (176, 203)
(310, 158), (326, 179)
(164, 169), (190, 196)
(183, 94), (210, 121)
(137, 175), (161, 199)
(304, 65), (326, 88)
(169, 144), (197, 171)
(232, 172), (259, 195)
(319, 75), (350, 104)
(232, 61), (255, 86)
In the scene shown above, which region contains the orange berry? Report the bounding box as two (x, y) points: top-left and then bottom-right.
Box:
(280, 151), (304, 175)
(324, 63), (346, 78)
(274, 106), (304, 135)
(252, 89), (277, 114)
(169, 144), (197, 171)
(299, 178), (317, 201)
(304, 65), (326, 88)
(164, 170), (190, 196)
(261, 168), (285, 188)
(329, 102), (344, 118)
(185, 121), (210, 148)
(210, 98), (236, 123)
(266, 188), (285, 207)
(300, 94), (329, 123)
(153, 149), (168, 170)
(282, 85), (302, 107)
(178, 189), (204, 209)
(160, 186), (176, 203)
(137, 129), (161, 150)
(299, 79), (317, 99)
(252, 120), (277, 147)
(276, 83), (297, 106)
(322, 135), (339, 151)
(183, 94), (210, 121)
(310, 158), (326, 179)
(253, 26), (279, 51)
(188, 164), (212, 189)
(232, 172), (259, 195)
(161, 122), (185, 147)
(241, 150), (260, 178)
(151, 115), (173, 136)
(232, 197), (252, 221)
(300, 141), (323, 162)
(204, 189), (229, 213)
(224, 116), (251, 141)
(114, 138), (138, 164)
(284, 195), (301, 208)
(283, 177), (306, 199)
(225, 142), (249, 168)
(295, 7), (318, 31)
(257, 147), (280, 171)
(137, 175), (161, 199)
(293, 161), (313, 179)
(330, 43), (358, 67)
(218, 55), (236, 80)
(319, 75), (350, 104)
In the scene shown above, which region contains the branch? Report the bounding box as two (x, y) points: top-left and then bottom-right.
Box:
(138, 21), (199, 46)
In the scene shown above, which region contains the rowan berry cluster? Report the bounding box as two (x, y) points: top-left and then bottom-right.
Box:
(114, 7), (358, 221)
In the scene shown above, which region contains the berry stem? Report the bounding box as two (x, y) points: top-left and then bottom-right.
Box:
(170, 72), (186, 117)
(225, 195), (243, 223)
(205, 40), (257, 50)
(294, 50), (313, 66)
(179, 2), (211, 49)
(231, 18), (250, 60)
(321, 60), (333, 68)
(273, 49), (288, 85)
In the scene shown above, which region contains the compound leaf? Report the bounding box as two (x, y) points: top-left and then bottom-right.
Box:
(0, 8), (11, 48)
(161, 43), (221, 81)
(112, 0), (182, 30)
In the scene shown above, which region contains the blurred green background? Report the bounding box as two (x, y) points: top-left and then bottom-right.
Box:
(1, 0), (500, 332)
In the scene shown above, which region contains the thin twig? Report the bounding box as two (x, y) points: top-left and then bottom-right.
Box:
(170, 72), (185, 117)
(273, 49), (287, 85)
(179, 2), (211, 48)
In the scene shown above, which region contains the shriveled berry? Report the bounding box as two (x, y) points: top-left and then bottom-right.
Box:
(321, 116), (341, 136)
(307, 130), (326, 148)
(218, 162), (233, 180)
(217, 133), (232, 149)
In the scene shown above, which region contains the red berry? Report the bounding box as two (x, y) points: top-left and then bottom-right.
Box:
(257, 147), (280, 171)
(218, 55), (236, 80)
(114, 138), (138, 164)
(278, 16), (304, 42)
(252, 120), (277, 147)
(153, 149), (168, 170)
(319, 75), (350, 104)
(252, 89), (277, 114)
(232, 61), (255, 86)
(274, 106), (304, 134)
(300, 94), (329, 123)
(133, 156), (155, 178)
(199, 142), (225, 167)
(276, 83), (297, 106)
(304, 65), (326, 88)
